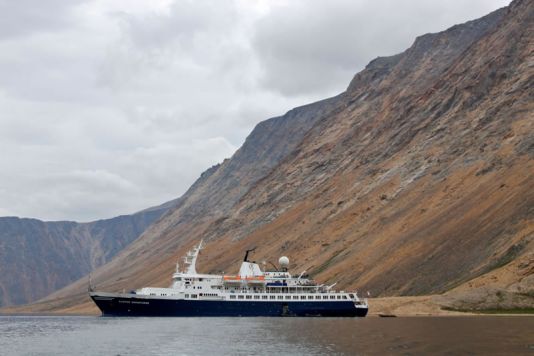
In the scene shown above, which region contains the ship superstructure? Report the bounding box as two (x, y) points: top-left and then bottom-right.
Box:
(90, 241), (368, 317)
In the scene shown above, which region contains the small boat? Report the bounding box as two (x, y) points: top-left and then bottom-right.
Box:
(378, 313), (397, 318)
(90, 241), (368, 317)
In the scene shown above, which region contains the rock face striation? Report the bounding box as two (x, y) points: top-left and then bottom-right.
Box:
(0, 200), (175, 307)
(7, 0), (533, 313)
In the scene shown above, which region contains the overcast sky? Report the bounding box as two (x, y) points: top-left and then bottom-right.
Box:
(0, 0), (510, 222)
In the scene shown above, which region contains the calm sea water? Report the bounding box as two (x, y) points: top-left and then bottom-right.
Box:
(0, 315), (533, 355)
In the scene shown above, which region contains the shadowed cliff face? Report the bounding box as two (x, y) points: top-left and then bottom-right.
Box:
(11, 0), (533, 313)
(0, 200), (175, 307)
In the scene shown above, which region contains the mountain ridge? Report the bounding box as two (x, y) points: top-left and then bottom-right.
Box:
(0, 200), (176, 307)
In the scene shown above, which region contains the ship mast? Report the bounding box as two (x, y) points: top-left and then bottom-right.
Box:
(183, 240), (203, 274)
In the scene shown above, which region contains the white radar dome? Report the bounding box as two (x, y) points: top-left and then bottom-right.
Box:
(278, 256), (289, 267)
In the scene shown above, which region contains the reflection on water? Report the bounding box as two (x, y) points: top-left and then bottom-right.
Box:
(0, 315), (533, 355)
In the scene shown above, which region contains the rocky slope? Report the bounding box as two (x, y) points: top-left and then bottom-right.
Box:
(0, 199), (175, 307)
(7, 0), (533, 314)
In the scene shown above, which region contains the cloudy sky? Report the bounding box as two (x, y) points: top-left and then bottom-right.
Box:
(0, 0), (510, 222)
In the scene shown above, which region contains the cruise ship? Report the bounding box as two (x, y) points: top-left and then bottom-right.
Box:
(90, 241), (368, 317)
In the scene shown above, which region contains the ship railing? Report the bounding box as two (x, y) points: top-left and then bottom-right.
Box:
(225, 287), (330, 294)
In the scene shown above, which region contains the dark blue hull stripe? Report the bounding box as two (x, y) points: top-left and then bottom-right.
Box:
(91, 295), (368, 317)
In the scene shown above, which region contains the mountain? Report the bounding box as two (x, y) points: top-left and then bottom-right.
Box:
(6, 0), (533, 314)
(0, 199), (176, 307)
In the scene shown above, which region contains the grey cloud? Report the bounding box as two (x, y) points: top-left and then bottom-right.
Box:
(0, 27), (110, 104)
(120, 0), (238, 49)
(0, 0), (87, 39)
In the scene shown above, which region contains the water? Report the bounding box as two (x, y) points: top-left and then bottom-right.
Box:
(0, 316), (533, 355)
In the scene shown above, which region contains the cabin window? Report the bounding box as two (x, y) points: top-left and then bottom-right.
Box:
(270, 296), (276, 300)
(246, 295), (252, 299)
(285, 296), (291, 300)
(330, 296), (335, 300)
(293, 296), (299, 300)
(343, 295), (348, 299)
(185, 294), (189, 298)
(191, 294), (197, 299)
(300, 296), (306, 300)
(176, 277), (182, 281)
(262, 295), (268, 300)
(323, 296), (328, 300)
(277, 296), (283, 300)
(308, 296), (314, 300)
(254, 296), (260, 300)
(349, 294), (354, 299)
(238, 295), (244, 299)
(315, 296), (321, 300)
(230, 295), (236, 299)
(337, 295), (342, 300)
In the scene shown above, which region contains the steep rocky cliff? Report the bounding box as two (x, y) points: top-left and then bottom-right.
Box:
(9, 0), (533, 313)
(0, 200), (175, 307)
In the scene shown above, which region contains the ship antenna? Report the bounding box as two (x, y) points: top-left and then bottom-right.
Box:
(243, 247), (256, 262)
(267, 261), (279, 272)
(88, 273), (94, 292)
